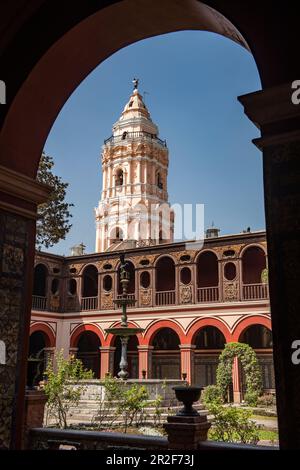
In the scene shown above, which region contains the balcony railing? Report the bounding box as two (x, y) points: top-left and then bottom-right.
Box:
(197, 287), (219, 303)
(32, 295), (47, 311)
(156, 290), (176, 306)
(104, 131), (167, 147)
(81, 296), (98, 311)
(242, 283), (269, 300)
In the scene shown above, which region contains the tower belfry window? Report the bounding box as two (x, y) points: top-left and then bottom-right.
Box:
(116, 169), (124, 186)
(157, 172), (163, 189)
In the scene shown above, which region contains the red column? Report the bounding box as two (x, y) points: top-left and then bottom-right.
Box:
(138, 345), (153, 379)
(100, 346), (115, 378)
(232, 356), (241, 403)
(179, 345), (195, 384)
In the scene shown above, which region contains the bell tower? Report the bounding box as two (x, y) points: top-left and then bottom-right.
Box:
(95, 79), (174, 252)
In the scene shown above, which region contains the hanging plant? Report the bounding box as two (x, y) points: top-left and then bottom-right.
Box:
(261, 268), (268, 284)
(216, 342), (262, 403)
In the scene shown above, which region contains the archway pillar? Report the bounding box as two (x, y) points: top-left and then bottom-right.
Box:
(232, 356), (241, 403)
(239, 81), (300, 448)
(137, 345), (154, 379)
(179, 344), (196, 384)
(0, 166), (51, 449)
(100, 346), (115, 378)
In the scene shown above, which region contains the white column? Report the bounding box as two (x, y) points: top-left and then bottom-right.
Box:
(127, 160), (132, 195)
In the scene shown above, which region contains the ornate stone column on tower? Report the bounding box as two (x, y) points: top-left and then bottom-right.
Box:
(95, 80), (174, 252)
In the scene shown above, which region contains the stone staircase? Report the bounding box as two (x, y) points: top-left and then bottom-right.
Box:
(45, 399), (206, 426)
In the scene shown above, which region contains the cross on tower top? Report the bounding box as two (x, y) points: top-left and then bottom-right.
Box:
(132, 77), (139, 90)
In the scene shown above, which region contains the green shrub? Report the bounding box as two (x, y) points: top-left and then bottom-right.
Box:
(208, 403), (260, 444)
(44, 350), (93, 429)
(245, 390), (259, 407)
(202, 385), (223, 406)
(118, 384), (149, 432)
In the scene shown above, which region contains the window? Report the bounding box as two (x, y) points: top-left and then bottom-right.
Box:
(180, 267), (191, 284)
(68, 279), (77, 295)
(103, 275), (112, 292)
(51, 278), (59, 295)
(156, 171), (163, 189)
(116, 169), (124, 186)
(140, 271), (150, 288)
(224, 262), (236, 280)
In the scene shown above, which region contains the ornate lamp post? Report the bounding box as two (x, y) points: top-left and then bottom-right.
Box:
(105, 253), (144, 379)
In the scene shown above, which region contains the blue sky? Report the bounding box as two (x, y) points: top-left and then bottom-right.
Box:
(44, 31), (263, 256)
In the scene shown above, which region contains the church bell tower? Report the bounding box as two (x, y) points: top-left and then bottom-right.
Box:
(95, 79), (174, 252)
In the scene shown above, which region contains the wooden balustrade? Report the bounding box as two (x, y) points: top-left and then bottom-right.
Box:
(156, 290), (176, 306)
(196, 287), (219, 303)
(81, 296), (98, 311)
(32, 295), (47, 311)
(242, 283), (269, 300)
(32, 283), (269, 313)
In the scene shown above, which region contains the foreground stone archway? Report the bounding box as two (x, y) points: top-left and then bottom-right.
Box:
(0, 0), (300, 450)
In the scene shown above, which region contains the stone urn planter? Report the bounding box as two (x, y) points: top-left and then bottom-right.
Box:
(173, 386), (203, 416)
(164, 386), (210, 449)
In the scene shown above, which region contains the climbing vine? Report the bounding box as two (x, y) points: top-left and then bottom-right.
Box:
(216, 342), (262, 403)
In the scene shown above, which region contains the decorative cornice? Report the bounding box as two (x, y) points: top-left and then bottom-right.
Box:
(238, 82), (300, 129)
(0, 165), (51, 218)
(0, 164), (51, 205)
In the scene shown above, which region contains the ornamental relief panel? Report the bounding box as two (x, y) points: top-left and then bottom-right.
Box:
(140, 288), (152, 306)
(101, 292), (114, 309)
(134, 255), (156, 266)
(171, 250), (197, 263)
(180, 285), (192, 304)
(223, 281), (239, 302)
(221, 245), (243, 257)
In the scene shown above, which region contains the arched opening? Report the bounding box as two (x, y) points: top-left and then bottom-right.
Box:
(110, 226), (124, 246)
(196, 252), (219, 302)
(32, 264), (48, 310)
(155, 257), (175, 305)
(113, 335), (138, 379)
(193, 326), (226, 387)
(242, 246), (267, 300)
(156, 171), (163, 189)
(81, 265), (98, 310)
(115, 168), (124, 186)
(152, 327), (180, 379)
(117, 260), (135, 295)
(27, 331), (48, 387)
(76, 331), (101, 378)
(240, 324), (274, 391)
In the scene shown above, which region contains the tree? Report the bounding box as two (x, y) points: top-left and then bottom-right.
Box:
(36, 152), (73, 249)
(43, 350), (93, 429)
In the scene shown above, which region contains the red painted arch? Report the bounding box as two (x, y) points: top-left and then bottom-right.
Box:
(232, 316), (272, 342)
(143, 319), (185, 346)
(29, 323), (56, 347)
(186, 317), (232, 345)
(70, 324), (105, 348)
(105, 322), (143, 347)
